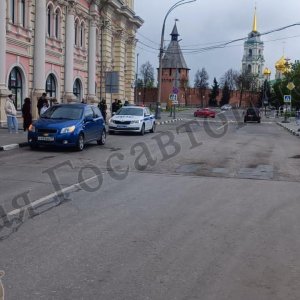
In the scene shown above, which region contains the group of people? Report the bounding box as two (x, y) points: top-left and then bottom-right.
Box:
(5, 93), (32, 133)
(98, 98), (129, 123)
(4, 92), (50, 133)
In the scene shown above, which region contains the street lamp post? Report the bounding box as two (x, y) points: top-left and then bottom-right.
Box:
(155, 0), (196, 119)
(135, 53), (139, 104)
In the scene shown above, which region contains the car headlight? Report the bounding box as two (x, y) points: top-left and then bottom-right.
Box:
(131, 120), (142, 124)
(108, 119), (115, 124)
(28, 124), (35, 132)
(60, 125), (75, 134)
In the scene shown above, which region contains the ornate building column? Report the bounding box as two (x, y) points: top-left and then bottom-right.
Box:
(64, 1), (76, 102)
(113, 29), (126, 101)
(31, 0), (46, 119)
(125, 36), (136, 103)
(33, 0), (46, 92)
(87, 17), (97, 103)
(0, 0), (7, 88)
(0, 0), (9, 126)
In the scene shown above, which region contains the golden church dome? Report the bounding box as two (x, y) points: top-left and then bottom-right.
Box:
(275, 56), (290, 73)
(263, 67), (271, 75)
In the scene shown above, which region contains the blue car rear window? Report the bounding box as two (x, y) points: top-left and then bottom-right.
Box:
(41, 106), (83, 120)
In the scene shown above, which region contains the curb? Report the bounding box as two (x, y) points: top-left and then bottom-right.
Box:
(156, 118), (184, 125)
(0, 142), (28, 151)
(277, 122), (300, 137)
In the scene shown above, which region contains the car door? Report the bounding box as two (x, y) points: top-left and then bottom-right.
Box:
(92, 106), (104, 140)
(83, 106), (94, 141)
(143, 108), (151, 130)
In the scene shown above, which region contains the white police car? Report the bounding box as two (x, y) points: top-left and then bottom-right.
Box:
(108, 106), (156, 135)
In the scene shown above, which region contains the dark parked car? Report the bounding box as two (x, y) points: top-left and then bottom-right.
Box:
(244, 107), (261, 123)
(28, 104), (106, 151)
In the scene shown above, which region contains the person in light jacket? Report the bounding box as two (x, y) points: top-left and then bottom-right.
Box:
(5, 94), (18, 133)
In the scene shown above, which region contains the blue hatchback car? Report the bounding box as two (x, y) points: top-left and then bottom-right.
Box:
(28, 103), (106, 151)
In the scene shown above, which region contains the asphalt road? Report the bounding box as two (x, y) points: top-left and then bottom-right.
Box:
(1, 109), (300, 299)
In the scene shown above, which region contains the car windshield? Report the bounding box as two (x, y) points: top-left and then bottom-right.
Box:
(41, 106), (83, 120)
(116, 107), (143, 116)
(247, 108), (258, 114)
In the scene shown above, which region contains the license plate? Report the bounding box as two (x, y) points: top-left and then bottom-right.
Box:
(117, 125), (127, 128)
(38, 136), (54, 141)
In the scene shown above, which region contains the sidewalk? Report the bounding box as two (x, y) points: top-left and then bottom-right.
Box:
(277, 118), (300, 137)
(0, 128), (28, 151)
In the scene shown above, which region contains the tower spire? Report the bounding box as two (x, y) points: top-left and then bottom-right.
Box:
(252, 6), (257, 32)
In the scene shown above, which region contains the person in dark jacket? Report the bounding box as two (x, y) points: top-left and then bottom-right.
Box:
(98, 99), (107, 123)
(112, 99), (119, 113)
(22, 97), (32, 131)
(117, 100), (123, 110)
(37, 93), (47, 116)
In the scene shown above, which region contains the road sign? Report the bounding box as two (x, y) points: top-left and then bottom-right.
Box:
(172, 87), (179, 94)
(284, 95), (291, 103)
(287, 82), (295, 91)
(169, 94), (177, 101)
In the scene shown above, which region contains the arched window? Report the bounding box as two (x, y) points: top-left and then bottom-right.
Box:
(20, 0), (26, 27)
(54, 9), (60, 38)
(8, 67), (23, 110)
(73, 79), (82, 101)
(75, 19), (79, 46)
(47, 6), (51, 36)
(247, 65), (252, 73)
(249, 49), (252, 57)
(80, 22), (85, 47)
(45, 74), (57, 98)
(9, 0), (16, 24)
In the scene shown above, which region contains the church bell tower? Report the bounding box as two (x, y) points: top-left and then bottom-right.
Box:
(242, 8), (265, 85)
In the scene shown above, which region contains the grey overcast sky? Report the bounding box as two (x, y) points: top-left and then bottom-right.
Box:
(135, 0), (300, 85)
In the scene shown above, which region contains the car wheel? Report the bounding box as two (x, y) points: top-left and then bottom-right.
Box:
(258, 119), (261, 123)
(76, 134), (84, 151)
(150, 122), (156, 133)
(244, 118), (247, 123)
(29, 144), (39, 150)
(108, 130), (114, 135)
(140, 123), (145, 136)
(97, 129), (106, 145)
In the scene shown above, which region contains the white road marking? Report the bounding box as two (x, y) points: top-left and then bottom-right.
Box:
(216, 123), (229, 130)
(7, 174), (103, 217)
(2, 144), (19, 151)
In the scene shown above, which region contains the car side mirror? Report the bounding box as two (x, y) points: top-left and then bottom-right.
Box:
(112, 112), (116, 116)
(85, 115), (93, 122)
(144, 114), (150, 117)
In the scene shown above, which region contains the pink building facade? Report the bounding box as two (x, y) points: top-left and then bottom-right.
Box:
(0, 0), (143, 125)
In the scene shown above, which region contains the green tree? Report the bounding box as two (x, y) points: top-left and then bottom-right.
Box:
(235, 71), (259, 107)
(272, 61), (300, 110)
(220, 81), (230, 106)
(140, 61), (155, 88)
(194, 68), (209, 106)
(209, 78), (219, 107)
(259, 79), (271, 108)
(220, 69), (239, 93)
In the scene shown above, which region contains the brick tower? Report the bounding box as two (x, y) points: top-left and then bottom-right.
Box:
(160, 22), (190, 106)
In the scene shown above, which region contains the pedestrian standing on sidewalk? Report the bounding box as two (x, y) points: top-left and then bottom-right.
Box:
(37, 93), (47, 116)
(40, 100), (49, 115)
(5, 93), (18, 133)
(22, 97), (32, 131)
(98, 98), (107, 123)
